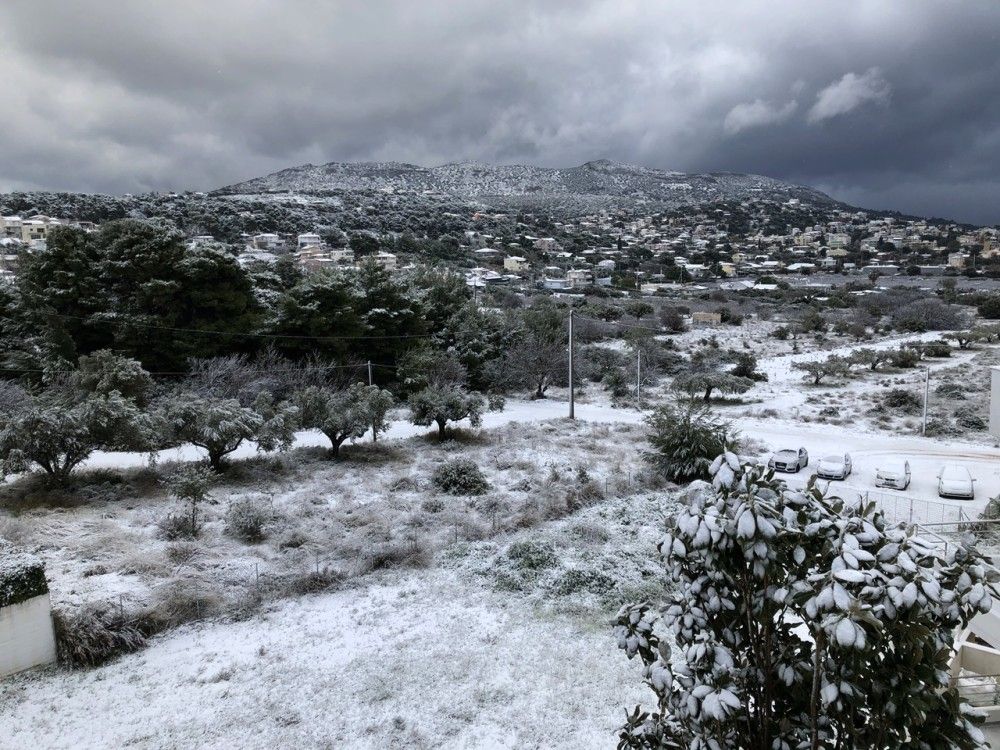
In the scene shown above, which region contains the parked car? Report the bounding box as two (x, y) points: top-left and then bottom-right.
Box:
(937, 464), (975, 500)
(816, 453), (852, 480)
(769, 448), (809, 473)
(874, 460), (911, 490)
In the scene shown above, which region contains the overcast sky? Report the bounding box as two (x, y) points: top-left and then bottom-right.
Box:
(2, 1), (999, 224)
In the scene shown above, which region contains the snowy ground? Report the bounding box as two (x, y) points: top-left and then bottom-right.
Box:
(0, 569), (647, 749)
(4, 319), (1000, 748)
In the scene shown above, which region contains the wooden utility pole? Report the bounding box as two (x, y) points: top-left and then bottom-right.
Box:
(636, 348), (641, 407)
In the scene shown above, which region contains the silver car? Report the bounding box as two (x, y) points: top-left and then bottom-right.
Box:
(816, 453), (852, 480)
(769, 448), (809, 473)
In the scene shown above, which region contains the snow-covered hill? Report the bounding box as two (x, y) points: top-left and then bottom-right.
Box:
(216, 159), (839, 210)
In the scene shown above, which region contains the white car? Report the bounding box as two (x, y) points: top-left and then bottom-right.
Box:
(815, 453), (852, 481)
(937, 465), (975, 500)
(874, 460), (911, 490)
(769, 448), (809, 473)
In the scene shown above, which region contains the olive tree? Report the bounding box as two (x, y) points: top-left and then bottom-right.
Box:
(297, 383), (394, 457)
(615, 457), (994, 749)
(408, 385), (491, 438)
(162, 392), (296, 471)
(792, 355), (849, 385)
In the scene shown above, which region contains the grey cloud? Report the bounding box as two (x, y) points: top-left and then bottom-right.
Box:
(807, 68), (891, 123)
(0, 1), (999, 224)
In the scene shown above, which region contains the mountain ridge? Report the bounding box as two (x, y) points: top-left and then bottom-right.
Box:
(214, 159), (840, 211)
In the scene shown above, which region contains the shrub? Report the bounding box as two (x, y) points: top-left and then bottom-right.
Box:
(955, 405), (987, 430)
(549, 567), (616, 596)
(506, 539), (558, 571)
(936, 382), (968, 400)
(772, 326), (791, 341)
(882, 388), (922, 414)
(225, 497), (271, 543)
(615, 457), (994, 749)
(53, 604), (147, 668)
(157, 512), (197, 541)
(888, 347), (921, 369)
(431, 458), (490, 495)
(978, 294), (1000, 319)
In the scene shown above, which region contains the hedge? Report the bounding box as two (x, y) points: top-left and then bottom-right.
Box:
(0, 547), (49, 608)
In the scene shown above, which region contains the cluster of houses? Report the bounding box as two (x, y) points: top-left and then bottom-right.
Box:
(229, 232), (398, 273)
(451, 200), (1000, 293)
(0, 214), (99, 282)
(2, 199), (997, 293)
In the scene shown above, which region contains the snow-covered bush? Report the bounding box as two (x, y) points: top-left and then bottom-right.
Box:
(881, 387), (921, 414)
(615, 455), (995, 749)
(431, 458), (490, 495)
(159, 465), (213, 539)
(645, 401), (732, 483)
(53, 603), (147, 668)
(225, 497), (271, 543)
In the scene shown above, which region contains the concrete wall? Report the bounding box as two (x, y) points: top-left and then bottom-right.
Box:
(0, 592), (56, 678)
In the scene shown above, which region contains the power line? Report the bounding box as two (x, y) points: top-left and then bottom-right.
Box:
(0, 361), (400, 377)
(32, 311), (436, 342)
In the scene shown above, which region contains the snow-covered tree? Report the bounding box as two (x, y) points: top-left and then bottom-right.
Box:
(297, 383), (393, 456)
(792, 355), (849, 385)
(0, 391), (156, 483)
(672, 371), (753, 402)
(408, 385), (486, 438)
(615, 457), (995, 749)
(645, 401), (733, 483)
(0, 353), (158, 483)
(162, 393), (294, 471)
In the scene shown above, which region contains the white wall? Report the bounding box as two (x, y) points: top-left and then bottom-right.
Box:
(0, 593), (56, 678)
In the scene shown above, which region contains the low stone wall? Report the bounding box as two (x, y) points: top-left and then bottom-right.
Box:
(0, 548), (56, 678)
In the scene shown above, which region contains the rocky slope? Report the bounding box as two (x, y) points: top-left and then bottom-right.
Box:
(216, 159), (838, 210)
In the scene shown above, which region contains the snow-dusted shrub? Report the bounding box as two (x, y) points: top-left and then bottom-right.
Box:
(159, 465), (213, 539)
(881, 387), (921, 414)
(549, 567), (616, 596)
(615, 455), (995, 749)
(225, 497), (271, 543)
(506, 539), (558, 571)
(645, 401), (732, 483)
(431, 459), (490, 495)
(936, 381), (968, 400)
(955, 405), (987, 430)
(145, 573), (223, 628)
(888, 346), (921, 369)
(52, 604), (147, 669)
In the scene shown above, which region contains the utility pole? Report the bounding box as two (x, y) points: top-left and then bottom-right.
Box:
(568, 309), (575, 420)
(636, 348), (642, 408)
(367, 360), (373, 386)
(921, 367), (929, 436)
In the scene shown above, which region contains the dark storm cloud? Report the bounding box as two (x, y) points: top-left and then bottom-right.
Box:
(1, 1), (999, 223)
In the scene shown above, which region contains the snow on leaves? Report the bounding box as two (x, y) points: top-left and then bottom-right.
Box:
(614, 455), (997, 749)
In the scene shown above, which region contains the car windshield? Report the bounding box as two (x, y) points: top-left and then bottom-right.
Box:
(942, 467), (969, 480)
(821, 455), (843, 464)
(775, 450), (796, 458)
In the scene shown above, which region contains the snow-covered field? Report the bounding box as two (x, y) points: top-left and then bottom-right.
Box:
(4, 320), (1000, 749)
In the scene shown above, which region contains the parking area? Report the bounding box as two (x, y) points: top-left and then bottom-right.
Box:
(742, 418), (1000, 519)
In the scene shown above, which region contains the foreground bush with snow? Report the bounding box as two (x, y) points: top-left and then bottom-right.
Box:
(616, 454), (996, 749)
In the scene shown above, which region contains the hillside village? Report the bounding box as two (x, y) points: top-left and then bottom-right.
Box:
(2, 190), (999, 294)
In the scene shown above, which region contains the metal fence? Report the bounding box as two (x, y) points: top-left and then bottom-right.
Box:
(860, 488), (970, 527)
